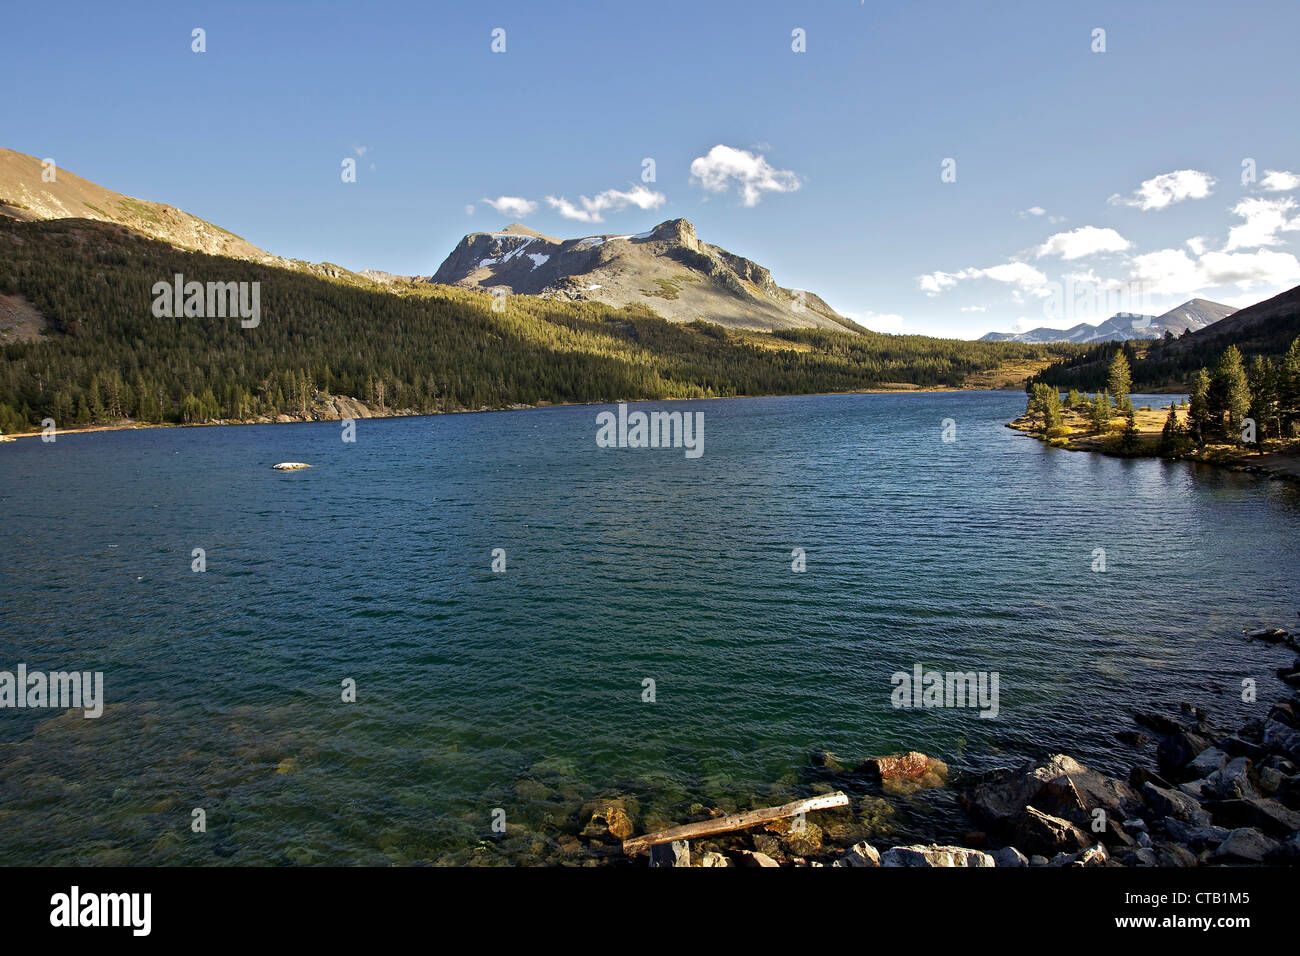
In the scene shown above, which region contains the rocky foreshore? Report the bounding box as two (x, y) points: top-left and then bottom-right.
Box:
(602, 633), (1300, 868)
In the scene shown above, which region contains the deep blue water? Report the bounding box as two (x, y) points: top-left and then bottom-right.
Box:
(1, 391), (1297, 864)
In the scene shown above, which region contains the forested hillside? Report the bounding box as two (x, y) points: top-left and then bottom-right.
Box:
(0, 218), (1078, 433)
(1031, 284), (1300, 393)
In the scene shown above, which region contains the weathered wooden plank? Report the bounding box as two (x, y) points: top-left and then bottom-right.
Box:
(622, 791), (849, 856)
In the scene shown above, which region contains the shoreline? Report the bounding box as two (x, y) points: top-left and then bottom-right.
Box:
(1006, 408), (1300, 485)
(511, 630), (1300, 867)
(0, 383), (1014, 441)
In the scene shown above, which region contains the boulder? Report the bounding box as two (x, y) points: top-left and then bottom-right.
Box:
(1207, 828), (1281, 864)
(1153, 843), (1198, 867)
(1201, 757), (1258, 801)
(992, 845), (1028, 867)
(1158, 730), (1212, 779)
(965, 754), (1135, 830)
(1159, 817), (1230, 851)
(1263, 719), (1300, 761)
(737, 850), (780, 868)
(581, 800), (635, 842)
(858, 751), (948, 793)
(1188, 747), (1229, 778)
(1221, 736), (1269, 761)
(879, 844), (995, 867)
(1204, 796), (1300, 837)
(1028, 854), (1050, 866)
(1012, 806), (1092, 857)
(842, 841), (881, 867)
(1141, 781), (1211, 826)
(699, 851), (730, 867)
(648, 841), (690, 867)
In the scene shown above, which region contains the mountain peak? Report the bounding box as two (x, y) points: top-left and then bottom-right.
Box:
(497, 222), (553, 239)
(430, 218), (858, 333)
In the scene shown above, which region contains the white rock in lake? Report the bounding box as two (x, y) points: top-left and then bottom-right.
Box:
(272, 462), (312, 471)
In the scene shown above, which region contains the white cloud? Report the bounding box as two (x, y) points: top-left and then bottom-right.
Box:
(353, 145), (368, 157)
(1034, 226), (1131, 260)
(544, 185), (665, 223)
(465, 204), (475, 216)
(918, 261), (1051, 298)
(1109, 169), (1216, 210)
(960, 305), (987, 312)
(689, 145), (801, 207)
(1185, 236), (1207, 255)
(1129, 249), (1202, 295)
(482, 196), (538, 218)
(1020, 206), (1046, 218)
(1260, 169), (1300, 192)
(1224, 196), (1300, 250)
(1198, 248), (1300, 287)
(1129, 246), (1300, 295)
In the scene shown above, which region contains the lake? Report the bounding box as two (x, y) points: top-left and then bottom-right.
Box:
(1, 390), (1297, 864)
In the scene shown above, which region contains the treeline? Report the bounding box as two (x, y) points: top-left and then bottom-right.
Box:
(0, 218), (1079, 432)
(1025, 339), (1300, 453)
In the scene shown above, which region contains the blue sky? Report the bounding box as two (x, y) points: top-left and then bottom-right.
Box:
(5, 0), (1299, 337)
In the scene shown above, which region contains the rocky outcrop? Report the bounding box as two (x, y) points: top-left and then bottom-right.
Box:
(428, 217), (858, 333)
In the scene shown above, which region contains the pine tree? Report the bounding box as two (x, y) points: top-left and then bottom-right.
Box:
(1089, 390), (1111, 433)
(1158, 404), (1187, 457)
(1214, 345), (1251, 444)
(1121, 410), (1140, 454)
(1188, 368), (1212, 449)
(1108, 351), (1132, 415)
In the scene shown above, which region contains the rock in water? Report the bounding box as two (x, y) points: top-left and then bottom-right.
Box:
(858, 751), (948, 793)
(272, 462), (311, 470)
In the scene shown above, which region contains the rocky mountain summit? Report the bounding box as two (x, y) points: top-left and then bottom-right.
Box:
(981, 298), (1235, 344)
(431, 218), (860, 333)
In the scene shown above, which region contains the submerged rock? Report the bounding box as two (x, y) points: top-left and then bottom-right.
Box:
(271, 462), (311, 470)
(581, 800), (635, 842)
(858, 751), (949, 794)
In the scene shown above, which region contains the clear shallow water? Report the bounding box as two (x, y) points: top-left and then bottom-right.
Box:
(1, 391), (1297, 864)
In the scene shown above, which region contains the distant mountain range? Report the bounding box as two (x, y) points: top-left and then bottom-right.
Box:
(979, 298), (1236, 344)
(431, 219), (861, 333)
